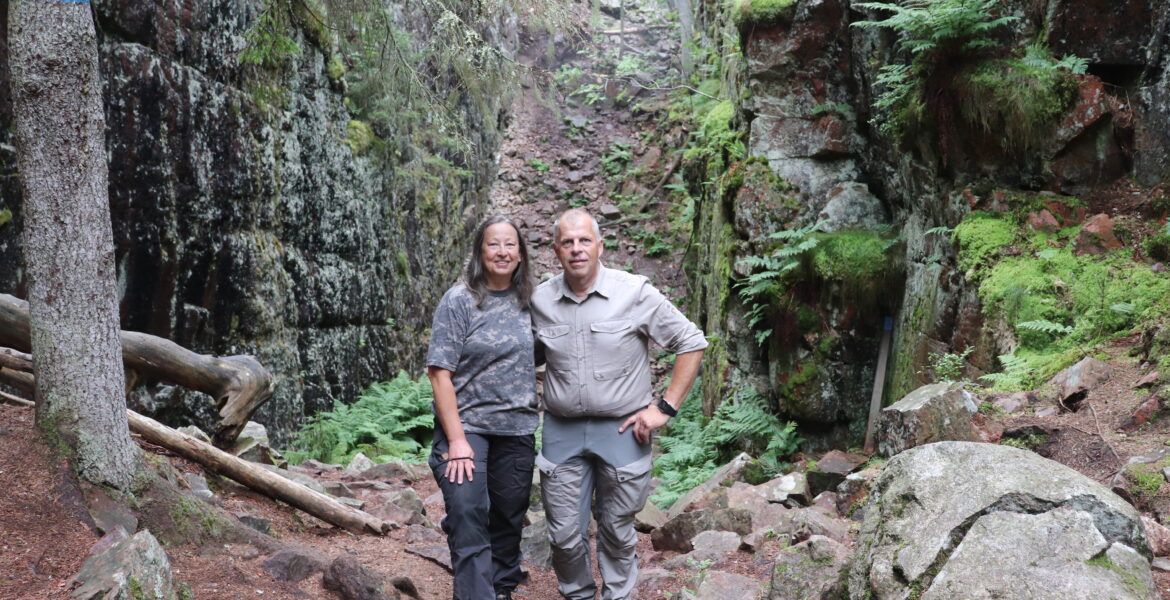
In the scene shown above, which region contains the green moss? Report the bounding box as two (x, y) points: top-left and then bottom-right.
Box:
(810, 230), (896, 289)
(326, 55), (346, 83)
(1085, 553), (1150, 597)
(1145, 231), (1170, 262)
(953, 212), (1016, 278)
(344, 119), (376, 154)
(0, 208), (11, 228)
(729, 0), (797, 29)
(702, 100), (735, 139)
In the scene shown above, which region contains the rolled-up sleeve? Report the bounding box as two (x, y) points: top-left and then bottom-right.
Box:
(636, 282), (708, 355)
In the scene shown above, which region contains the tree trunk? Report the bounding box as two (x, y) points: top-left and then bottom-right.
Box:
(0, 294), (276, 448)
(8, 0), (139, 489)
(675, 0), (694, 77)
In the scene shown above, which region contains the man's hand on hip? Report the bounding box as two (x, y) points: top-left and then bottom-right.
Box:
(619, 404), (672, 444)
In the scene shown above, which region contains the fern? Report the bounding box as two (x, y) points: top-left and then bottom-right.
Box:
(1017, 319), (1074, 335)
(736, 221), (825, 345)
(287, 370), (434, 465)
(651, 385), (801, 509)
(977, 352), (1034, 390)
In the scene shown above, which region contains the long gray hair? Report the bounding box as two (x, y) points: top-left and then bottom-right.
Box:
(465, 215), (534, 309)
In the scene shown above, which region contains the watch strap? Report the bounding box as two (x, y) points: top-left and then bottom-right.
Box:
(656, 398), (678, 418)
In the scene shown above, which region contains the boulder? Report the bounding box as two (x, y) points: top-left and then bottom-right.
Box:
(817, 182), (888, 233)
(651, 508), (753, 552)
(667, 453), (754, 518)
(1047, 357), (1113, 407)
(768, 535), (851, 600)
(849, 442), (1153, 600)
(807, 450), (866, 496)
(70, 530), (175, 600)
(345, 453), (376, 476)
(684, 571), (762, 600)
(359, 461), (425, 482)
(663, 531), (742, 569)
(405, 544), (452, 572)
(1074, 213), (1124, 256)
(725, 482), (790, 532)
(635, 499), (669, 532)
(991, 391), (1033, 415)
(876, 382), (982, 457)
(323, 554), (397, 600)
(1142, 515), (1170, 557)
(521, 516), (552, 569)
(260, 547), (329, 582)
(755, 472), (810, 505)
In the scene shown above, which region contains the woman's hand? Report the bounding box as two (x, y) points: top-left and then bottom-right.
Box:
(444, 437), (476, 484)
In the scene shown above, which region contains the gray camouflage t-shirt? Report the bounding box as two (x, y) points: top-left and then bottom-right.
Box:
(426, 284), (538, 435)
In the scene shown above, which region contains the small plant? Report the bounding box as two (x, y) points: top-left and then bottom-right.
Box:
(1001, 433), (1046, 450)
(600, 140), (633, 176)
(528, 158), (551, 174)
(922, 347), (973, 382)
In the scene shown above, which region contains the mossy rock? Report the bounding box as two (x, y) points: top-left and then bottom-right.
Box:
(729, 0), (797, 30)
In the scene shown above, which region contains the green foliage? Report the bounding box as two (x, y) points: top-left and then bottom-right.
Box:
(810, 229), (899, 292)
(1144, 226), (1170, 262)
(528, 158), (551, 174)
(853, 0), (1086, 151)
(343, 120), (376, 155)
(239, 5), (302, 71)
(958, 45), (1081, 153)
(601, 140), (633, 177)
(952, 212), (1016, 278)
(959, 212), (1170, 390)
(288, 371), (434, 465)
(728, 0), (797, 29)
(0, 208), (11, 228)
(652, 386), (801, 509)
(737, 221), (824, 345)
(922, 347), (973, 382)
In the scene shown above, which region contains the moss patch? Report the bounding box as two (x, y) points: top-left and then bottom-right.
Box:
(729, 0), (797, 29)
(953, 212), (1016, 278)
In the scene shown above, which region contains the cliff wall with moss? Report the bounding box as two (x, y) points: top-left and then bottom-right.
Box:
(0, 1), (516, 443)
(683, 0), (1170, 447)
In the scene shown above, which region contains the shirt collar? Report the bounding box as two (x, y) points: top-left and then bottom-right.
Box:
(558, 263), (612, 302)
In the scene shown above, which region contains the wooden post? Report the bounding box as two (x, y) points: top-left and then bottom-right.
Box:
(863, 316), (894, 454)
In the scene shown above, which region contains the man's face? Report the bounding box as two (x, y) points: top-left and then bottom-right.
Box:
(553, 217), (603, 286)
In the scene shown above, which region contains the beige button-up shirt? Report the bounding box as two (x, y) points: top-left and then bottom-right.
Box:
(531, 266), (708, 418)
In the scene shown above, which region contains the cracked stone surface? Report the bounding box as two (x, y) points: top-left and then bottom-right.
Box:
(849, 442), (1152, 600)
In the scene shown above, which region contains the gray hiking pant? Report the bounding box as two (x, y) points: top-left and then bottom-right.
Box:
(536, 413), (653, 600)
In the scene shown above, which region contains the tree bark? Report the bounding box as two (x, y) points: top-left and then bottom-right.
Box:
(9, 0), (139, 489)
(0, 294), (275, 447)
(127, 411), (390, 536)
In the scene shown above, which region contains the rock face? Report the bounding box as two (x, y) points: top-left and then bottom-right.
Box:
(0, 1), (515, 443)
(849, 442), (1153, 600)
(684, 0), (1170, 448)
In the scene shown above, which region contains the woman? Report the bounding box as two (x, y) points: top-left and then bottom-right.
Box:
(425, 215), (538, 600)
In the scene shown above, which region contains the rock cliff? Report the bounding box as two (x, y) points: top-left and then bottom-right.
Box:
(0, 1), (516, 442)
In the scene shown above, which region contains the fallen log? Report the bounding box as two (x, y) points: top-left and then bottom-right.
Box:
(0, 293), (273, 448)
(127, 410), (390, 536)
(0, 366), (34, 395)
(0, 379), (388, 536)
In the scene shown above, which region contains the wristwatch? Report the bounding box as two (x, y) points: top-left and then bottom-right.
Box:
(656, 398), (678, 418)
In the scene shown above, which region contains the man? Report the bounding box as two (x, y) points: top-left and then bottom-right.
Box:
(531, 208), (706, 600)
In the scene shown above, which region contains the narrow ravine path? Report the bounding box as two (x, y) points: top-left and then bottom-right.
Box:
(489, 2), (692, 299)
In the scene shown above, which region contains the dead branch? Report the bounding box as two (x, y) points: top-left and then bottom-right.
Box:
(0, 367), (34, 395)
(0, 389), (33, 407)
(0, 293), (274, 448)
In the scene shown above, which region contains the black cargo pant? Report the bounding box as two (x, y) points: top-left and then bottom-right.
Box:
(430, 429), (536, 600)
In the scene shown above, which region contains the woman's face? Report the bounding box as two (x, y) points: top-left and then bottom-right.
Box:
(481, 222), (521, 287)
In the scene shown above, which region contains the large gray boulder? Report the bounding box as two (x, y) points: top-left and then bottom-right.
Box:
(849, 442), (1154, 600)
(877, 382), (982, 457)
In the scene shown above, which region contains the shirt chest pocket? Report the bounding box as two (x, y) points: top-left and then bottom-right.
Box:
(537, 324), (573, 370)
(589, 319), (638, 379)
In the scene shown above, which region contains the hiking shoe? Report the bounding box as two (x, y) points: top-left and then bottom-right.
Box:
(495, 591), (513, 600)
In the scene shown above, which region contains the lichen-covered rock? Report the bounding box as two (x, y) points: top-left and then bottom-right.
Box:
(876, 382), (982, 457)
(71, 529), (175, 600)
(849, 442), (1153, 600)
(768, 535), (851, 600)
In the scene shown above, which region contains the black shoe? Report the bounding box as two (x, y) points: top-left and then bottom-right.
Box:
(495, 591), (513, 600)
